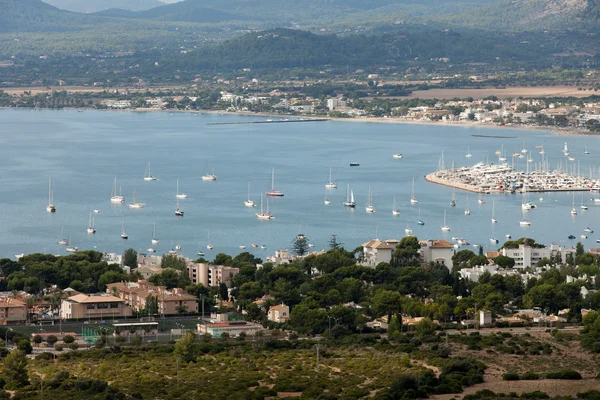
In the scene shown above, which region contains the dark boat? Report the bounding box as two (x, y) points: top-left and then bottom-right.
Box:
(349, 162), (360, 166)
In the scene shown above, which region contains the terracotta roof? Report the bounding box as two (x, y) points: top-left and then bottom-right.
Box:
(486, 251), (500, 258)
(362, 240), (393, 250)
(0, 297), (25, 308)
(427, 240), (453, 249)
(270, 304), (288, 311)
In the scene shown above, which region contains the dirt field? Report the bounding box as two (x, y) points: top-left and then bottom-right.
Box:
(401, 86), (594, 99)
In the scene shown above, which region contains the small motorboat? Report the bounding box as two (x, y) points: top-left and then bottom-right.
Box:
(393, 153), (403, 159)
(585, 227), (594, 233)
(568, 235), (576, 240)
(349, 162), (360, 166)
(490, 238), (499, 244)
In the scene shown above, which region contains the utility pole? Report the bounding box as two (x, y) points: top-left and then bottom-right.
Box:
(315, 344), (320, 371)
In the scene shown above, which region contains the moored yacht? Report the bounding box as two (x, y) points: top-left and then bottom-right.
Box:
(46, 177), (56, 213)
(365, 187), (375, 213)
(325, 167), (337, 189)
(256, 195), (274, 220)
(143, 161), (158, 181)
(343, 185), (356, 208)
(128, 187), (146, 209)
(110, 177), (125, 203)
(266, 168), (284, 197)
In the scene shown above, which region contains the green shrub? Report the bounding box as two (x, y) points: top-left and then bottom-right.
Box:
(520, 391), (549, 399)
(578, 390), (600, 399)
(546, 370), (582, 380)
(521, 371), (539, 380)
(502, 373), (520, 381)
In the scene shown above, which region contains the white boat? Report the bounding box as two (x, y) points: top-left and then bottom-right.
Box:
(585, 145), (590, 155)
(393, 153), (403, 159)
(244, 183), (256, 207)
(410, 177), (418, 204)
(581, 234), (588, 239)
(417, 208), (425, 226)
(325, 167), (337, 189)
(175, 197), (184, 217)
(151, 223), (159, 245)
(563, 142), (569, 155)
(464, 195), (471, 216)
(404, 222), (412, 235)
(93, 209), (100, 214)
(176, 179), (188, 199)
(256, 194), (274, 220)
(58, 227), (68, 245)
(478, 193), (485, 204)
(143, 161), (158, 181)
(121, 217), (128, 239)
(441, 209), (451, 232)
(568, 157), (575, 162)
(521, 142), (528, 154)
(260, 245), (267, 250)
(266, 168), (283, 196)
(65, 246), (78, 253)
(465, 146), (472, 158)
(147, 248), (156, 253)
(585, 227), (594, 233)
(343, 185), (356, 208)
(86, 213), (96, 234)
(202, 166), (217, 181)
(110, 177), (125, 203)
(571, 192), (577, 215)
(128, 187), (146, 209)
(490, 238), (499, 244)
(540, 148), (545, 155)
(365, 187), (376, 213)
(46, 177), (56, 213)
(392, 197), (400, 216)
(505, 234), (512, 239)
(324, 188), (331, 205)
(206, 230), (214, 250)
(519, 209), (531, 226)
(175, 244), (182, 251)
(491, 199), (498, 223)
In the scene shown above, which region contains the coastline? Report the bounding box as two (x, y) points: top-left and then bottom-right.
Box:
(1, 106), (595, 137)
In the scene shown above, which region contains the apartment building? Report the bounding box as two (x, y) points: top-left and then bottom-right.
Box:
(60, 294), (131, 320)
(186, 263), (239, 288)
(107, 281), (198, 315)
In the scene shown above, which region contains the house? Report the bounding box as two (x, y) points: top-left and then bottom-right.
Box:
(268, 304), (290, 323)
(266, 249), (295, 266)
(420, 240), (454, 269)
(360, 240), (395, 267)
(479, 310), (492, 327)
(107, 281), (198, 315)
(0, 297), (27, 324)
(60, 293), (132, 320)
(500, 244), (576, 268)
(197, 313), (265, 338)
(187, 264), (239, 288)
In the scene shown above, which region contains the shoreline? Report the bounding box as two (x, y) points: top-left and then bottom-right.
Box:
(1, 106), (596, 137)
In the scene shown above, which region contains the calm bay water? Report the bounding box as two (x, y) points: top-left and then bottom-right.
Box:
(1, 108), (600, 260)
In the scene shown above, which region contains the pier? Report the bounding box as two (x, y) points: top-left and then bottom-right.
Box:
(426, 162), (599, 194)
(207, 118), (329, 126)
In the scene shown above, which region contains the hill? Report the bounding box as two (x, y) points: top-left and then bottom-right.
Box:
(43, 0), (165, 13)
(436, 0), (600, 30)
(96, 2), (244, 23)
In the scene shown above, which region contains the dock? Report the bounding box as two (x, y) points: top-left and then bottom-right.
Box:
(207, 118), (328, 126)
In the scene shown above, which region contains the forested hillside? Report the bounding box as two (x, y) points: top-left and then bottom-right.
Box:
(43, 0), (165, 13)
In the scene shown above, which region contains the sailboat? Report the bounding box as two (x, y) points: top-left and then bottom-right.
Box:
(256, 194), (274, 220)
(143, 162), (158, 181)
(519, 208), (531, 226)
(128, 187), (145, 209)
(392, 197), (400, 216)
(410, 177), (418, 204)
(365, 187), (376, 213)
(86, 213), (96, 234)
(521, 141), (528, 154)
(176, 179), (188, 199)
(244, 183), (256, 207)
(585, 145), (590, 155)
(405, 221), (412, 235)
(441, 209), (451, 232)
(175, 197), (184, 217)
(58, 226), (68, 245)
(343, 185), (356, 208)
(110, 177), (124, 203)
(324, 188), (331, 205)
(121, 217), (128, 239)
(46, 177), (56, 213)
(478, 193), (485, 205)
(151, 223), (159, 245)
(202, 165), (217, 181)
(325, 167), (337, 189)
(450, 188), (456, 207)
(197, 243), (205, 257)
(498, 145), (507, 162)
(65, 230), (78, 252)
(464, 195), (471, 215)
(465, 146), (472, 158)
(563, 142), (569, 155)
(491, 199), (498, 223)
(581, 194), (589, 210)
(539, 147), (545, 155)
(571, 192), (577, 215)
(266, 168), (284, 196)
(417, 208), (425, 225)
(206, 230), (214, 250)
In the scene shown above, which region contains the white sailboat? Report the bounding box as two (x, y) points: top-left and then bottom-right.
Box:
(151, 223), (159, 245)
(450, 188), (456, 207)
(325, 167), (337, 189)
(128, 187), (146, 209)
(464, 195), (471, 215)
(110, 177), (125, 203)
(58, 226), (68, 245)
(563, 142), (569, 155)
(585, 145), (590, 155)
(46, 177), (56, 213)
(86, 213), (96, 234)
(266, 168), (284, 196)
(343, 185), (356, 208)
(175, 197), (184, 217)
(571, 192), (577, 215)
(478, 193), (485, 205)
(465, 146), (472, 158)
(324, 188), (331, 205)
(256, 194), (274, 220)
(521, 141), (528, 154)
(393, 153), (403, 159)
(581, 194), (589, 210)
(206, 230), (214, 250)
(392, 197), (400, 216)
(491, 199), (498, 223)
(410, 177), (418, 204)
(202, 165), (217, 181)
(245, 183), (256, 207)
(365, 187), (376, 213)
(121, 217), (128, 239)
(65, 229), (77, 252)
(404, 221), (412, 235)
(519, 208), (531, 226)
(176, 179), (188, 199)
(143, 161), (158, 181)
(441, 209), (451, 232)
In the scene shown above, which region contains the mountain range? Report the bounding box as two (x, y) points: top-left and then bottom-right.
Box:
(42, 0), (174, 13)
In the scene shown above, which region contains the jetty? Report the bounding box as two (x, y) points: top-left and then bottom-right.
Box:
(426, 160), (599, 194)
(207, 118), (328, 126)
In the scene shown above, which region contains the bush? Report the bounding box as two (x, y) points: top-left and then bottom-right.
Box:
(546, 370), (582, 380)
(520, 391), (549, 399)
(521, 371), (539, 380)
(62, 335), (75, 344)
(69, 342), (79, 350)
(578, 390), (600, 399)
(54, 344), (63, 352)
(17, 340), (32, 354)
(46, 335), (58, 346)
(502, 373), (520, 381)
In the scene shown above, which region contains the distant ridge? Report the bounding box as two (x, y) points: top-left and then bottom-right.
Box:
(43, 0), (165, 13)
(95, 2), (244, 23)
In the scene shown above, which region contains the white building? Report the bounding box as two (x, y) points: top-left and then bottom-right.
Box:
(479, 310), (492, 327)
(327, 98), (346, 111)
(420, 240), (454, 270)
(268, 304), (290, 323)
(501, 244), (575, 268)
(360, 240), (395, 267)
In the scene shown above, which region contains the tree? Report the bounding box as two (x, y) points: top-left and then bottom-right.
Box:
(17, 340), (32, 355)
(292, 235), (309, 256)
(494, 255), (515, 268)
(576, 242), (585, 256)
(32, 335), (42, 346)
(3, 350), (28, 389)
(415, 317), (437, 338)
(391, 236), (421, 268)
(62, 335), (75, 344)
(329, 234), (342, 250)
(46, 335), (58, 346)
(161, 254), (187, 271)
(219, 282), (229, 301)
(213, 253), (233, 266)
(123, 249), (138, 269)
(145, 294), (159, 315)
(174, 331), (196, 363)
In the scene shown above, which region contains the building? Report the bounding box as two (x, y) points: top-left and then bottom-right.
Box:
(327, 98), (346, 111)
(107, 281), (198, 315)
(60, 294), (131, 320)
(420, 240), (454, 269)
(266, 249), (295, 266)
(268, 304), (290, 323)
(500, 244), (576, 268)
(187, 264), (239, 288)
(197, 313), (265, 338)
(0, 297), (27, 324)
(479, 310), (492, 327)
(360, 240), (395, 267)
(136, 265), (163, 279)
